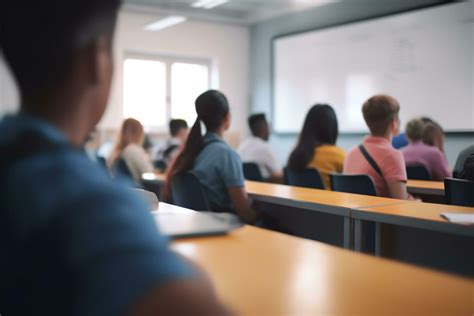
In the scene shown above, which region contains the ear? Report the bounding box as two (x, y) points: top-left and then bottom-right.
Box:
(92, 36), (113, 86)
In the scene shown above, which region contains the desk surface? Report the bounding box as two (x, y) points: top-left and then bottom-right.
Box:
(407, 180), (445, 196)
(246, 181), (410, 211)
(354, 201), (474, 236)
(172, 225), (474, 315)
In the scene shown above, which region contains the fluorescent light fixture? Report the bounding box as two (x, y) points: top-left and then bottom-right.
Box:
(191, 0), (228, 9)
(144, 16), (187, 31)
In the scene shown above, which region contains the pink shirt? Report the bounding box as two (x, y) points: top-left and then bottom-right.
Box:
(401, 141), (451, 181)
(344, 136), (407, 198)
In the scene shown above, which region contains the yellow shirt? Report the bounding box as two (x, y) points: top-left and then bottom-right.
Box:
(308, 145), (346, 189)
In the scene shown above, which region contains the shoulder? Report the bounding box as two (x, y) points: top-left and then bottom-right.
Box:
(124, 143), (147, 155)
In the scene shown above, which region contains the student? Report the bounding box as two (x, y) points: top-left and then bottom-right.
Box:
(238, 113), (282, 180)
(160, 119), (189, 166)
(401, 118), (451, 180)
(107, 118), (154, 182)
(168, 90), (257, 223)
(458, 154), (474, 181)
(421, 118), (445, 154)
(287, 104), (345, 189)
(454, 145), (474, 177)
(0, 2), (228, 315)
(392, 132), (409, 149)
(344, 95), (409, 199)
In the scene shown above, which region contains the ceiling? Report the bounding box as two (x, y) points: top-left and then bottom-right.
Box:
(122, 0), (336, 25)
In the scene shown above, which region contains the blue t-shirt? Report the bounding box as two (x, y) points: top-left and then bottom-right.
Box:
(392, 132), (409, 149)
(192, 133), (245, 212)
(0, 115), (192, 316)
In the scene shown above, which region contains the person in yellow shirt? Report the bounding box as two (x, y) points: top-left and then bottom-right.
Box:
(287, 104), (345, 189)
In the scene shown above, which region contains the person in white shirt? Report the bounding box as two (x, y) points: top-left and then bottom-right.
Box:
(238, 113), (282, 180)
(154, 119), (189, 168)
(108, 118), (154, 181)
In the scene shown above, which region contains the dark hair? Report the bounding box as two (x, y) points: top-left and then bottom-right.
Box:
(248, 113), (267, 136)
(420, 117), (444, 132)
(421, 122), (443, 146)
(0, 1), (120, 101)
(169, 90), (230, 176)
(169, 119), (188, 137)
(288, 104), (339, 171)
(362, 95), (400, 136)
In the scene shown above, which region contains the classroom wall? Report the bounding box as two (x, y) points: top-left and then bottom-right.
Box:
(101, 10), (250, 147)
(249, 0), (472, 167)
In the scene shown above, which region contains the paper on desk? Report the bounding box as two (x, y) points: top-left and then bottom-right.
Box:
(441, 213), (474, 225)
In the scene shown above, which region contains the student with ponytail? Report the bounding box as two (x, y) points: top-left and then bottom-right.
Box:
(168, 90), (257, 223)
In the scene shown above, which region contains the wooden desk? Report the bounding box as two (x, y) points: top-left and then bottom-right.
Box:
(246, 181), (410, 248)
(407, 180), (445, 196)
(353, 202), (474, 276)
(173, 226), (474, 315)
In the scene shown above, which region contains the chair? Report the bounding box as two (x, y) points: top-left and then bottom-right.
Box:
(243, 163), (264, 182)
(153, 160), (167, 172)
(96, 156), (107, 170)
(406, 165), (431, 180)
(329, 174), (377, 196)
(444, 177), (474, 207)
(171, 172), (211, 211)
(113, 158), (134, 179)
(284, 167), (325, 190)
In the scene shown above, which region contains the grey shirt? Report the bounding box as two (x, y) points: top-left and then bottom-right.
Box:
(454, 145), (474, 177)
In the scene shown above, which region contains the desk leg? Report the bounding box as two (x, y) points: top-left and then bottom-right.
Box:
(343, 217), (351, 249)
(375, 222), (382, 257)
(354, 219), (363, 252)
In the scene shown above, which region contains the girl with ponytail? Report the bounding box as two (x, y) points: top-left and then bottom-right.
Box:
(167, 90), (256, 223)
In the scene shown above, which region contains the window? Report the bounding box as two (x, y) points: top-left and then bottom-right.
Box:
(123, 55), (211, 131)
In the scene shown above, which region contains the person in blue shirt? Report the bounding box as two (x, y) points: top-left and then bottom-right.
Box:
(168, 90), (257, 223)
(0, 2), (228, 315)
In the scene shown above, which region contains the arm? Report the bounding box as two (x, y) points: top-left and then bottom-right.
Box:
(228, 187), (257, 224)
(387, 181), (409, 200)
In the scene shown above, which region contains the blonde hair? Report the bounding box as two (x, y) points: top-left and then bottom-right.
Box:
(405, 118), (424, 142)
(108, 118), (145, 168)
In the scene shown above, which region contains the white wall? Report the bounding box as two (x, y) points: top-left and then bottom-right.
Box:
(101, 10), (250, 146)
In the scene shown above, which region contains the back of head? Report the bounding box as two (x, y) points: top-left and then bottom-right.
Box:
(288, 104), (338, 170)
(169, 119), (188, 137)
(459, 154), (474, 181)
(248, 113), (267, 137)
(169, 90), (230, 177)
(405, 118), (424, 142)
(362, 95), (400, 137)
(0, 1), (120, 104)
(195, 90), (230, 133)
(421, 122), (443, 147)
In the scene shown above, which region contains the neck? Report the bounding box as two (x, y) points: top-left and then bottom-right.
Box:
(213, 126), (226, 138)
(22, 95), (90, 147)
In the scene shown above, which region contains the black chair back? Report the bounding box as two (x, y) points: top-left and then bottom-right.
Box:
(114, 158), (134, 179)
(445, 177), (474, 207)
(171, 172), (211, 211)
(284, 167), (325, 190)
(406, 165), (431, 180)
(330, 174), (377, 196)
(243, 163), (264, 182)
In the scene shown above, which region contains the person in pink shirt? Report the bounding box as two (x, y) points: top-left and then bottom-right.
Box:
(401, 119), (451, 180)
(344, 95), (409, 199)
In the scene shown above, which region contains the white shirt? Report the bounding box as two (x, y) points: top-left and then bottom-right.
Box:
(122, 144), (154, 181)
(237, 136), (280, 179)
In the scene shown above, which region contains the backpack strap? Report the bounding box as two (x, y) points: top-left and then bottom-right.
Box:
(358, 144), (383, 177)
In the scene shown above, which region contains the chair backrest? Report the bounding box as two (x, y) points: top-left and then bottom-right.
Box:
(406, 165), (431, 180)
(284, 167), (325, 190)
(171, 172), (211, 211)
(444, 177), (474, 207)
(243, 163), (264, 182)
(113, 158), (134, 179)
(330, 173), (377, 196)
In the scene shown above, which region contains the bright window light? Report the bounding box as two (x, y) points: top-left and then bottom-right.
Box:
(144, 16), (187, 32)
(171, 63), (210, 126)
(123, 59), (167, 127)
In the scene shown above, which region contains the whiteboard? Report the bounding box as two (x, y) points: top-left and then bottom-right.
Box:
(273, 1), (474, 133)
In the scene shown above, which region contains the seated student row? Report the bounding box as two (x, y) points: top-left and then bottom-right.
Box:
(107, 91), (473, 223)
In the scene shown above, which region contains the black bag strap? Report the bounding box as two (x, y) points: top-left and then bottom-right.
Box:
(358, 144), (383, 177)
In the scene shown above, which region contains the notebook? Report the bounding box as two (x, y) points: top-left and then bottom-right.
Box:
(440, 213), (474, 225)
(153, 205), (243, 238)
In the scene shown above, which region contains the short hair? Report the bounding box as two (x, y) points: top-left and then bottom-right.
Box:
(169, 119), (188, 137)
(248, 113), (267, 136)
(0, 1), (120, 99)
(362, 95), (400, 136)
(405, 118), (424, 142)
